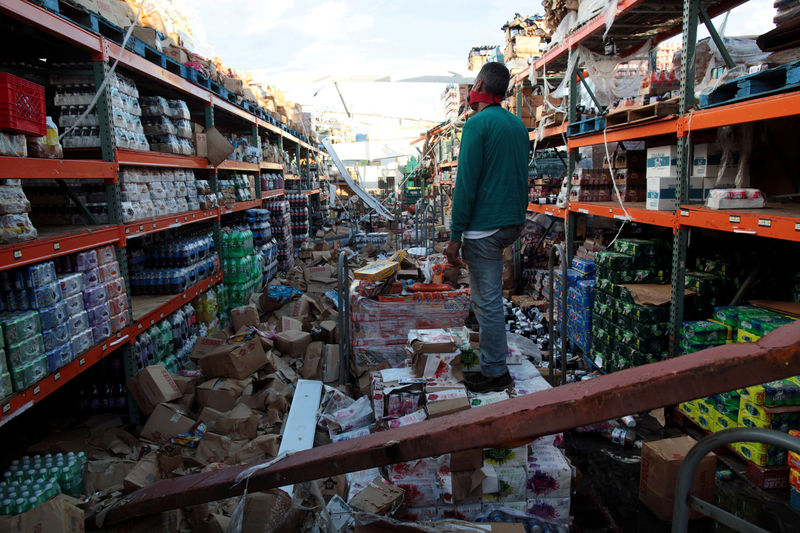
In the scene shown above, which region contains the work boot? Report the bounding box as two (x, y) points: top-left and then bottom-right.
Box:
(465, 371), (513, 393)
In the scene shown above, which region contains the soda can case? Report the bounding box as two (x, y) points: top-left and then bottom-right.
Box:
(45, 348), (61, 372)
(99, 262), (120, 282)
(23, 261), (57, 289)
(0, 371), (11, 400)
(68, 311), (90, 336)
(42, 323), (71, 352)
(58, 273), (84, 298)
(92, 321), (111, 344)
(0, 348), (6, 374)
(26, 282), (62, 310)
(108, 295), (128, 315)
(105, 277), (126, 299)
(96, 244), (116, 265)
(64, 293), (85, 316)
(56, 343), (73, 366)
(82, 268), (101, 289)
(6, 334), (45, 368)
(1, 311), (41, 345)
(11, 355), (48, 391)
(75, 249), (98, 272)
(84, 285), (108, 308)
(86, 302), (111, 326)
(71, 329), (93, 356)
(110, 311), (129, 333)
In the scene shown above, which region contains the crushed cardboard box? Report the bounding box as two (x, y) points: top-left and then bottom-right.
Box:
(126, 365), (182, 416)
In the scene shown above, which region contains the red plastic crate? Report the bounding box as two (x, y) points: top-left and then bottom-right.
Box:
(0, 73), (46, 136)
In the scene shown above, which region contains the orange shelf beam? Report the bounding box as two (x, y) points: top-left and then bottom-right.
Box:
(0, 225), (121, 272)
(303, 189), (321, 195)
(220, 199), (262, 215)
(132, 272), (223, 335)
(678, 205), (800, 242)
(568, 116), (678, 148)
(438, 160), (458, 169)
(527, 202), (568, 218)
(260, 161), (283, 170)
(529, 123), (568, 143)
(678, 91), (800, 135)
(571, 201), (675, 228)
(217, 160), (260, 172)
(122, 209), (218, 239)
(0, 328), (131, 427)
(261, 189), (285, 199)
(0, 157), (118, 180)
(116, 150), (210, 169)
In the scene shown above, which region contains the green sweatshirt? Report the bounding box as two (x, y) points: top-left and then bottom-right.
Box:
(450, 105), (529, 242)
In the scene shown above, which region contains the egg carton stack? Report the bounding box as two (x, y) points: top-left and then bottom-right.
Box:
(266, 198), (293, 271)
(0, 245), (129, 399)
(139, 96), (194, 155)
(118, 167), (206, 222)
(51, 68), (148, 151)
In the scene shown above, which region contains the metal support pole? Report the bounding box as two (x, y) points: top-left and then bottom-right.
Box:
(564, 70), (579, 264)
(337, 252), (352, 388)
(670, 0), (699, 356)
(547, 244), (568, 386)
(672, 428), (800, 532)
(576, 70), (603, 113)
(698, 5), (735, 69)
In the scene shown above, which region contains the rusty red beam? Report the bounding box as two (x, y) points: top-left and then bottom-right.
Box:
(103, 321), (800, 525)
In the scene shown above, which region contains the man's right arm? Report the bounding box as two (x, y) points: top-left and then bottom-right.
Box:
(450, 120), (483, 242)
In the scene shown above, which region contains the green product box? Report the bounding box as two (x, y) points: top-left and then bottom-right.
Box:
(628, 336), (667, 354)
(685, 271), (724, 294)
(613, 238), (657, 257)
(680, 320), (729, 343)
(632, 321), (669, 339)
(595, 251), (633, 269)
(594, 291), (608, 306)
(596, 278), (614, 294)
(616, 285), (635, 304)
(712, 306), (759, 328)
(618, 302), (669, 322)
(616, 328), (636, 345)
(594, 302), (615, 321)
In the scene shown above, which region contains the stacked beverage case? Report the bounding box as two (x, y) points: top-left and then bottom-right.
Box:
(220, 227), (262, 312)
(0, 452), (87, 516)
(128, 232), (218, 296)
(289, 193), (310, 249)
(0, 245), (130, 400)
(266, 198), (293, 271)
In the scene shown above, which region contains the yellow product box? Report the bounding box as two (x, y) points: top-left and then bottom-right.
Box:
(737, 329), (762, 343)
(388, 250), (408, 263)
(732, 442), (769, 466)
(789, 450), (800, 470)
(678, 401), (697, 419)
(787, 376), (800, 387)
(738, 411), (771, 430)
(353, 260), (400, 282)
(695, 398), (716, 417)
(738, 384), (766, 405)
(715, 413), (738, 432)
(791, 468), (800, 491)
(709, 319), (734, 341)
(739, 399), (769, 422)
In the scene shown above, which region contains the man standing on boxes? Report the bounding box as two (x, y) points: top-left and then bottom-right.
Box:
(445, 62), (529, 393)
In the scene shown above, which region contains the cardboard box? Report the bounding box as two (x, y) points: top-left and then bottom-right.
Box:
(196, 338), (267, 380)
(222, 76), (243, 95)
(0, 494), (83, 533)
(319, 320), (337, 343)
(126, 365), (181, 416)
(198, 406), (227, 425)
(407, 329), (457, 354)
(353, 260), (400, 282)
(123, 453), (160, 492)
(194, 132), (207, 158)
(162, 44), (189, 64)
(348, 477), (405, 515)
(196, 378), (252, 412)
(323, 344), (340, 384)
(412, 351), (461, 381)
(304, 265), (336, 284)
(274, 329), (312, 357)
(231, 304), (259, 332)
(646, 177), (704, 211)
(131, 26), (162, 51)
(639, 435), (716, 521)
(450, 449), (484, 472)
(140, 403), (195, 443)
(646, 145), (678, 178)
(301, 341), (325, 379)
(84, 459), (137, 493)
(279, 316), (303, 332)
(425, 387), (469, 418)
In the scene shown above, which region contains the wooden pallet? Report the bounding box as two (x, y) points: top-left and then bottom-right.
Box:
(699, 60), (800, 108)
(605, 98), (679, 128)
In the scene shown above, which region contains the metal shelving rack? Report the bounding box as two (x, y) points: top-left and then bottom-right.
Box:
(517, 0), (800, 358)
(0, 0), (326, 425)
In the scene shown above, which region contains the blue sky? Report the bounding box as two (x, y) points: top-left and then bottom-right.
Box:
(182, 0), (775, 127)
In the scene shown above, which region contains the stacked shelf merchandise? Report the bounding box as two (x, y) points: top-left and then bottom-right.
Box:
(266, 197), (293, 271)
(529, 154), (565, 205)
(1, 179), (36, 244)
(219, 227), (261, 312)
(244, 209), (279, 285)
(218, 173), (256, 207)
(127, 232), (218, 296)
(288, 192), (310, 249)
(52, 68), (148, 152)
(261, 171), (284, 193)
(139, 97), (194, 155)
(118, 167), (210, 222)
(131, 303), (200, 373)
(0, 244), (130, 403)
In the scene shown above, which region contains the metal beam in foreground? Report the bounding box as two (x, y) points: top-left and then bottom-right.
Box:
(103, 321), (800, 525)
